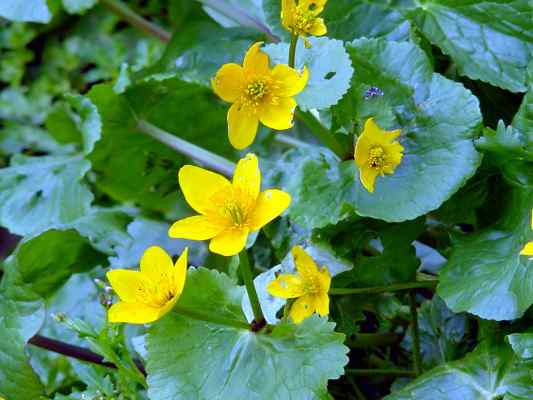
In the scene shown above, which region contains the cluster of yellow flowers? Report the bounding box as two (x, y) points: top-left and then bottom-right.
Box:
(105, 0), (532, 329)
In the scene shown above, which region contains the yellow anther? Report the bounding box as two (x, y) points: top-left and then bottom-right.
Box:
(369, 146), (386, 169)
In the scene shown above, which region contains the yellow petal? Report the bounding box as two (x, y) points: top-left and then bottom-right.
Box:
(249, 189), (291, 230)
(267, 274), (305, 298)
(314, 292), (330, 316)
(354, 130), (373, 168)
(108, 301), (161, 324)
(212, 63), (245, 103)
(382, 142), (404, 172)
(179, 165), (231, 214)
(209, 227), (249, 256)
(281, 0), (296, 27)
(174, 247), (188, 295)
(140, 246), (173, 282)
(168, 215), (225, 240)
(290, 295), (316, 324)
(271, 65), (309, 97)
(106, 269), (145, 302)
(228, 103), (259, 149)
(292, 246), (319, 277)
(258, 97), (296, 130)
(521, 242), (533, 256)
(233, 153), (261, 201)
(359, 166), (380, 193)
(318, 267), (331, 292)
(308, 18), (327, 36)
(243, 42), (270, 76)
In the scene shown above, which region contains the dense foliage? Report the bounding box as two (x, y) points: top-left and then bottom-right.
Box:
(0, 1), (532, 399)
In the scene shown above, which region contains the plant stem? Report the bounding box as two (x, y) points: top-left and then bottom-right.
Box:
(346, 369), (416, 378)
(329, 280), (437, 296)
(288, 33), (298, 67)
(408, 290), (423, 376)
(239, 250), (264, 324)
(137, 119), (235, 177)
(295, 109), (346, 159)
(100, 0), (171, 42)
(174, 305), (250, 330)
(197, 0), (278, 42)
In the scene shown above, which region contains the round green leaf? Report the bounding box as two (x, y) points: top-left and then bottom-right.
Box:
(146, 268), (348, 400)
(386, 342), (533, 400)
(438, 188), (533, 321)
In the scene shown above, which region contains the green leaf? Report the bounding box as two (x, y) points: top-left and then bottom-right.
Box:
(402, 296), (469, 369)
(146, 268), (348, 399)
(0, 155), (93, 236)
(264, 37), (354, 111)
(323, 0), (410, 41)
(334, 38), (480, 222)
(0, 0), (51, 23)
(261, 0), (290, 42)
(408, 0), (533, 92)
(45, 94), (101, 155)
(385, 341), (533, 400)
(62, 0), (97, 14)
(88, 77), (234, 215)
(507, 333), (533, 359)
(0, 228), (106, 399)
(476, 62), (533, 187)
(438, 187), (533, 321)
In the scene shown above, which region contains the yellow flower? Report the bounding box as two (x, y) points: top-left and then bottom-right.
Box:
(282, 0), (327, 38)
(169, 153), (291, 256)
(212, 42), (308, 150)
(354, 118), (404, 193)
(267, 246), (331, 324)
(106, 246), (188, 324)
(521, 210), (533, 256)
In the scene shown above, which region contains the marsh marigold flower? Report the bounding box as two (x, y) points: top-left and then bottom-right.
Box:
(267, 246), (331, 324)
(169, 153), (291, 256)
(521, 210), (533, 256)
(106, 246), (188, 324)
(282, 0), (327, 39)
(354, 118), (404, 193)
(212, 42), (308, 150)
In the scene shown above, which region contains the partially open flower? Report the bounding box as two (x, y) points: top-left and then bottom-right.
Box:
(354, 118), (404, 193)
(267, 246), (331, 324)
(106, 246), (188, 324)
(282, 0), (327, 39)
(169, 153), (291, 256)
(212, 42), (308, 149)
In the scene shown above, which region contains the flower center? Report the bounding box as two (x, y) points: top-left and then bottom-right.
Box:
(302, 275), (321, 295)
(136, 277), (176, 308)
(242, 79), (269, 110)
(210, 186), (256, 228)
(368, 146), (386, 169)
(294, 7), (315, 32)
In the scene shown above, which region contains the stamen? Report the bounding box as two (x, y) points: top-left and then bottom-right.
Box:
(368, 146), (386, 169)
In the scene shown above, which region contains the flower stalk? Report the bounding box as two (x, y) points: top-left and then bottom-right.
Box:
(100, 0), (171, 42)
(239, 250), (265, 325)
(137, 119), (235, 177)
(288, 33), (298, 68)
(329, 280), (437, 296)
(295, 109), (347, 159)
